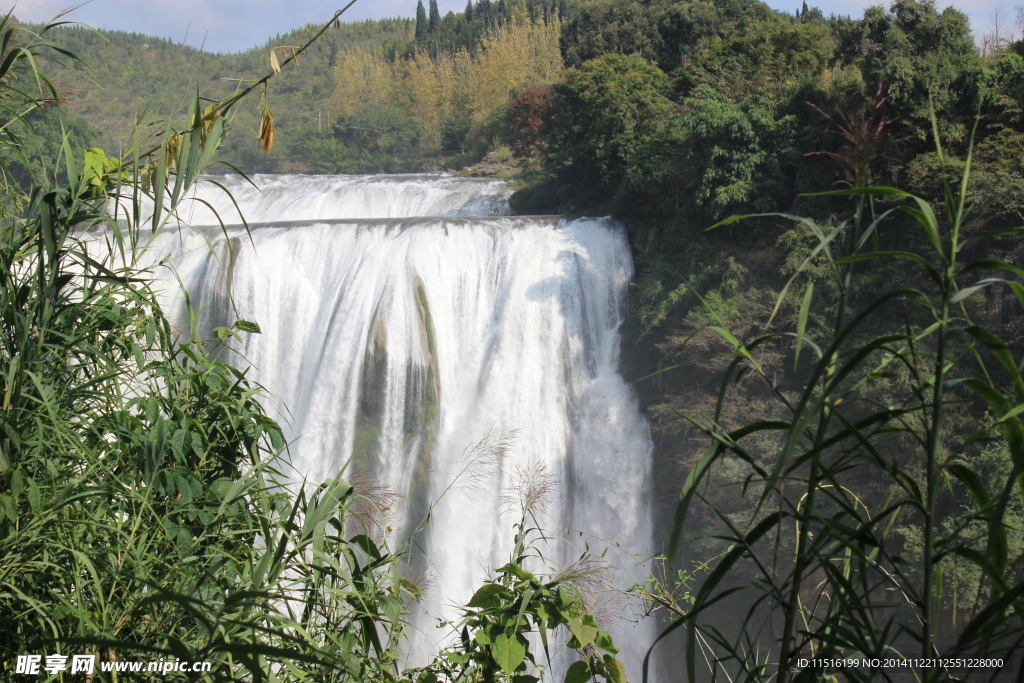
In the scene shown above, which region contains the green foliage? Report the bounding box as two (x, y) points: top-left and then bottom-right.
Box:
(1, 15), (651, 683)
(417, 1), (429, 39)
(333, 103), (422, 172)
(835, 0), (978, 126)
(287, 129), (354, 174)
(544, 54), (674, 207)
(23, 15), (416, 174)
(655, 1), (724, 72)
(560, 0), (666, 68)
(283, 104), (424, 175)
(0, 108), (100, 187)
(429, 0), (442, 34)
(679, 86), (797, 219)
(0, 14), (413, 682)
(653, 131), (1024, 681)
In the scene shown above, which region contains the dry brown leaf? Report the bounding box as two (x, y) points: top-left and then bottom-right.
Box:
(258, 108), (275, 153)
(202, 104), (219, 132)
(166, 132), (183, 170)
(269, 50), (281, 74)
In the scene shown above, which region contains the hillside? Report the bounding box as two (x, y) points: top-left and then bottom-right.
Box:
(24, 16), (415, 172)
(22, 0), (570, 175)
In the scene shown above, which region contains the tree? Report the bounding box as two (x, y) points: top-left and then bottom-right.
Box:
(429, 0), (441, 34)
(416, 0), (428, 39)
(508, 86), (554, 156)
(835, 0), (977, 124)
(656, 0), (725, 71)
(333, 103), (421, 171)
(679, 86), (798, 219)
(466, 0), (474, 23)
(478, 0), (493, 26)
(560, 0), (665, 68)
(544, 54), (675, 205)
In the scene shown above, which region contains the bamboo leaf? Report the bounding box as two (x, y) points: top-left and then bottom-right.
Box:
(964, 327), (1024, 402)
(958, 258), (1024, 281)
(947, 464), (990, 509)
(802, 186), (912, 197)
(794, 280), (813, 371)
(950, 284), (988, 303)
(901, 197), (944, 260)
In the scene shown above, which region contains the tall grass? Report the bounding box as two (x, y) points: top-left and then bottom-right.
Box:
(646, 107), (1024, 682)
(0, 10), (418, 682)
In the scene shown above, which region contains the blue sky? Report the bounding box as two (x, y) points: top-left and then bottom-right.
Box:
(4, 0), (1011, 54)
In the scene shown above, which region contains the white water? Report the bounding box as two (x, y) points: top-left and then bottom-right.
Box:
(146, 173), (514, 226)
(138, 173), (654, 676)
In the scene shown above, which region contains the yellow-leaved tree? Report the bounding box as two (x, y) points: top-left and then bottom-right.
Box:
(331, 17), (562, 153)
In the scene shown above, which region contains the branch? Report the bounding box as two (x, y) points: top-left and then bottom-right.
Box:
(118, 0), (358, 167)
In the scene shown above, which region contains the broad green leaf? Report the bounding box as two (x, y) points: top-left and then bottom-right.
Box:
(467, 583), (512, 608)
(497, 562), (538, 583)
(491, 633), (526, 674)
(564, 660), (592, 683)
(603, 655), (628, 683)
(26, 478), (40, 513)
(594, 627), (618, 654)
(567, 617), (597, 648)
(349, 534), (382, 560)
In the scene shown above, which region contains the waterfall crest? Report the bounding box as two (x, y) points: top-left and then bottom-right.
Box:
(142, 173), (654, 676)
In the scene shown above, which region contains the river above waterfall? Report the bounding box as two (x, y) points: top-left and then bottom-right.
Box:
(136, 173), (656, 677)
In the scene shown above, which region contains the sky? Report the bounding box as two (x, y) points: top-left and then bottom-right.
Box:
(2, 0), (1012, 54)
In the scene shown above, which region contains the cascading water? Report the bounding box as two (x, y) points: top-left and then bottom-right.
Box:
(136, 173), (655, 677)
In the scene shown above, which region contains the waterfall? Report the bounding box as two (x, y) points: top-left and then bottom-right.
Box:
(138, 173), (655, 677)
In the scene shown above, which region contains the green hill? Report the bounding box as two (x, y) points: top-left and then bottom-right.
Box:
(23, 17), (415, 172)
